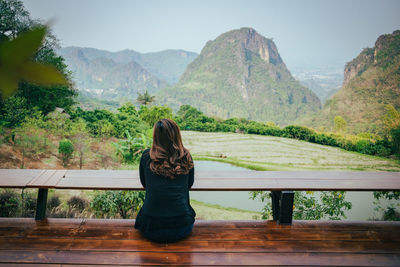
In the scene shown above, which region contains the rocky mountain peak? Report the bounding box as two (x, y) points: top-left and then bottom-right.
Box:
(304, 29), (400, 134)
(160, 28), (320, 124)
(343, 30), (400, 87)
(215, 27), (284, 67)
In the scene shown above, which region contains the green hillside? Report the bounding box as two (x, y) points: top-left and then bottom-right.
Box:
(159, 28), (321, 125)
(59, 47), (198, 87)
(59, 47), (167, 101)
(116, 49), (199, 84)
(302, 30), (400, 134)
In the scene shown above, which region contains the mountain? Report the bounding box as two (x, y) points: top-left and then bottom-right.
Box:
(298, 78), (340, 104)
(158, 28), (321, 125)
(58, 47), (167, 101)
(113, 49), (199, 84)
(59, 47), (198, 86)
(302, 30), (400, 133)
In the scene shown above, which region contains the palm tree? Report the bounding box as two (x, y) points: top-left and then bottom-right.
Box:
(136, 90), (155, 106)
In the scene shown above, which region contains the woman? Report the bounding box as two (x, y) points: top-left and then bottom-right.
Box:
(134, 118), (195, 243)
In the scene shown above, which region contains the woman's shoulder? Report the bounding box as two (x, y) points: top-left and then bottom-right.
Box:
(143, 148), (150, 155)
(141, 148), (150, 161)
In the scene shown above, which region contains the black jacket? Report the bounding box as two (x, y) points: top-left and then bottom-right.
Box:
(134, 149), (195, 232)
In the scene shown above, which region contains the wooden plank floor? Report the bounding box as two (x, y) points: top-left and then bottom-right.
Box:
(0, 218), (399, 266)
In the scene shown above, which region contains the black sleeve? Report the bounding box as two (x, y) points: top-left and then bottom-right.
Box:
(188, 153), (194, 188)
(139, 151), (147, 188)
(188, 166), (194, 189)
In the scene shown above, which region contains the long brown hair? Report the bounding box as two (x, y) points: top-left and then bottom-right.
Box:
(149, 118), (193, 179)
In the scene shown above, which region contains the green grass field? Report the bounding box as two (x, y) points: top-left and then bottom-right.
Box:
(191, 200), (262, 220)
(181, 131), (400, 171)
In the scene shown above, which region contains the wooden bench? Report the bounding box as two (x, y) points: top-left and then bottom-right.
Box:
(0, 218), (399, 266)
(0, 169), (400, 266)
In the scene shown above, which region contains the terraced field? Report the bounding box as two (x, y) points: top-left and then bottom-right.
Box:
(181, 131), (400, 171)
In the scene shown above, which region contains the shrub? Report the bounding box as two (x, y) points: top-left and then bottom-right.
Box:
(113, 131), (152, 163)
(47, 195), (61, 210)
(374, 139), (392, 156)
(21, 190), (36, 217)
(90, 191), (145, 219)
(250, 191), (352, 220)
(216, 123), (235, 132)
(0, 190), (20, 217)
(314, 133), (338, 146)
(283, 125), (315, 141)
(374, 191), (400, 221)
(383, 207), (400, 221)
(390, 127), (400, 155)
(67, 196), (87, 212)
(355, 139), (374, 154)
(59, 139), (74, 167)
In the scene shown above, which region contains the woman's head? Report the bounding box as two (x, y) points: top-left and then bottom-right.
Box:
(149, 118), (193, 178)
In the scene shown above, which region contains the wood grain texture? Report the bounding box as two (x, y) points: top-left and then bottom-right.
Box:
(0, 250), (399, 266)
(0, 169), (43, 188)
(2, 169), (400, 191)
(0, 218), (399, 266)
(27, 170), (66, 188)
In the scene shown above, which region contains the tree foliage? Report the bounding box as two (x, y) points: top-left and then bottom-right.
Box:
(0, 189), (20, 217)
(0, 0), (31, 42)
(58, 139), (74, 167)
(136, 90), (155, 106)
(113, 130), (152, 163)
(90, 191), (145, 219)
(250, 191), (352, 220)
(0, 0), (76, 124)
(139, 105), (173, 127)
(13, 117), (49, 168)
(334, 116), (347, 133)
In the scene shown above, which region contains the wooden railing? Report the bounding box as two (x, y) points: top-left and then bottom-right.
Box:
(1, 169), (400, 224)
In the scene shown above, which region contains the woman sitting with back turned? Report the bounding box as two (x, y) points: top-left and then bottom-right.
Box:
(134, 118), (195, 243)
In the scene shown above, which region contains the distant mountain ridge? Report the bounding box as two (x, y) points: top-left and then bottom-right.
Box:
(158, 28), (321, 125)
(302, 30), (400, 133)
(58, 47), (198, 101)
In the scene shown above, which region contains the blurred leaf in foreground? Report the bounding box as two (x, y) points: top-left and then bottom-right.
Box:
(0, 26), (67, 98)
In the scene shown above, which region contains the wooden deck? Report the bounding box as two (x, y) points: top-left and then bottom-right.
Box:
(0, 218), (399, 266)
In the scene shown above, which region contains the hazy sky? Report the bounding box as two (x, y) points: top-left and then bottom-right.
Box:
(22, 0), (400, 70)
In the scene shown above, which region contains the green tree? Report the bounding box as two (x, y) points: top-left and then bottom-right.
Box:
(0, 0), (75, 116)
(94, 120), (115, 138)
(58, 139), (74, 167)
(45, 109), (71, 137)
(0, 0), (31, 42)
(382, 105), (400, 155)
(383, 105), (400, 137)
(0, 95), (29, 127)
(177, 104), (203, 120)
(334, 116), (347, 133)
(117, 102), (137, 116)
(136, 90), (155, 106)
(69, 118), (89, 169)
(139, 105), (173, 127)
(13, 123), (49, 168)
